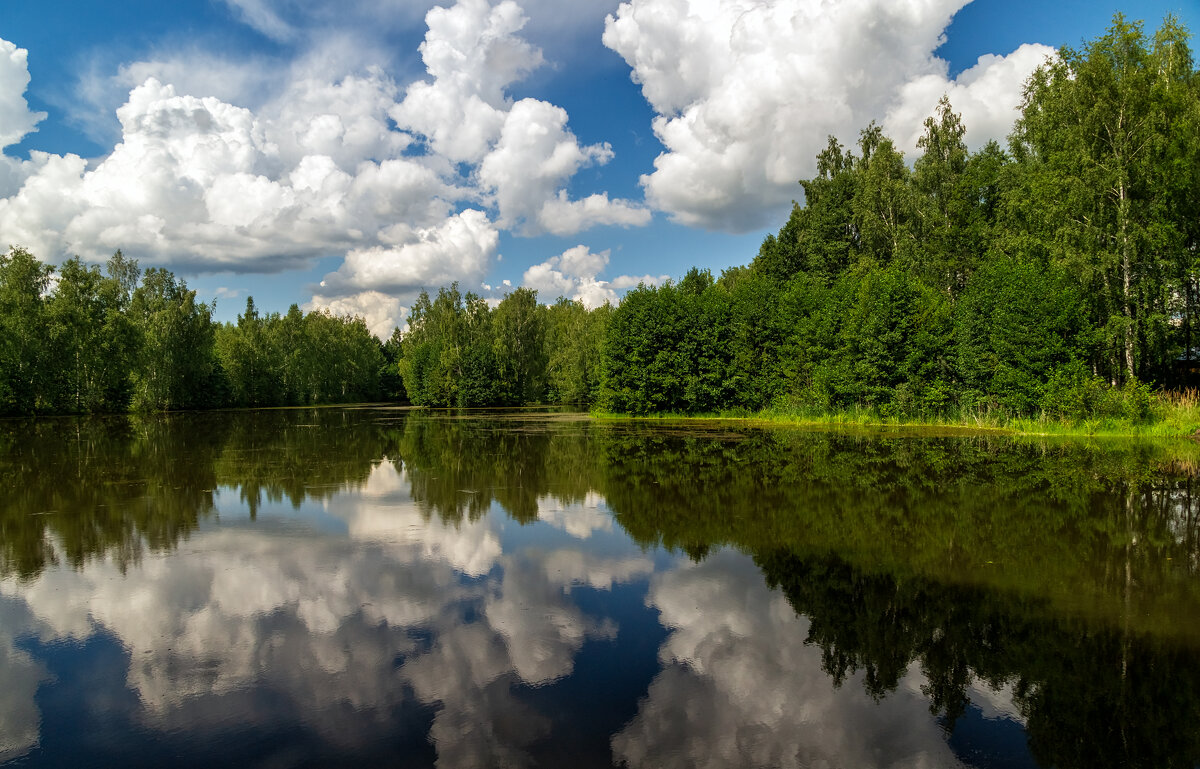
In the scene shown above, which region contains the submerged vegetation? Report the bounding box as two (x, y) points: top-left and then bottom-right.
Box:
(2, 16), (1197, 434)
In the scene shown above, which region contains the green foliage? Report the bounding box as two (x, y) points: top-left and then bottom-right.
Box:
(600, 276), (737, 414)
(0, 246), (53, 414)
(398, 284), (499, 407)
(129, 268), (223, 411)
(0, 248), (385, 415)
(492, 287), (547, 405)
(47, 255), (141, 413)
(1009, 14), (1200, 384)
(955, 258), (1087, 413)
(814, 263), (953, 415)
(1041, 360), (1156, 422)
(545, 298), (609, 405)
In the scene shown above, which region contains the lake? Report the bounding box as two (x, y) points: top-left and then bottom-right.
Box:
(1, 406), (1199, 768)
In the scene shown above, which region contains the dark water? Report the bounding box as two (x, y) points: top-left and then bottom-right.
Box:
(2, 407), (1200, 768)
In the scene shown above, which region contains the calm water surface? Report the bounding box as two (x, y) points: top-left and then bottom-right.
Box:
(1, 407), (1199, 768)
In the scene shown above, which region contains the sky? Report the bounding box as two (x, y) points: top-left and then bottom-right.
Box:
(0, 0), (1195, 336)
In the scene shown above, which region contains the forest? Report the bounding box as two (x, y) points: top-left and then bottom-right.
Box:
(1, 15), (1196, 421)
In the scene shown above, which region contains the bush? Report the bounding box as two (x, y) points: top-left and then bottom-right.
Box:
(1041, 361), (1154, 422)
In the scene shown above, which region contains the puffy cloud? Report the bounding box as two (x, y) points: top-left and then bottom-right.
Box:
(603, 0), (1047, 232)
(609, 273), (665, 289)
(479, 98), (608, 227)
(522, 258), (576, 300)
(389, 3), (647, 236)
(0, 42), (48, 200)
(265, 70), (414, 169)
(539, 190), (652, 235)
(522, 244), (668, 307)
(884, 43), (1056, 156)
(0, 73), (451, 272)
(478, 98), (648, 234)
(317, 208), (499, 295)
(0, 40), (44, 149)
(304, 290), (407, 339)
(391, 0), (543, 164)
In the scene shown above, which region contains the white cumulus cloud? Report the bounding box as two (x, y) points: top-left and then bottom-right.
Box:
(305, 290), (407, 340)
(0, 40), (45, 149)
(884, 43), (1056, 156)
(603, 0), (1049, 232)
(0, 72), (452, 272)
(522, 244), (668, 307)
(391, 0), (544, 164)
(319, 208), (500, 295)
(391, 1), (648, 236)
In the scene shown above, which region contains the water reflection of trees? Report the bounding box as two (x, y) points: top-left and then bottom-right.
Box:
(6, 411), (1200, 619)
(0, 416), (221, 578)
(594, 427), (1200, 769)
(598, 429), (1200, 633)
(0, 410), (604, 579)
(757, 550), (1200, 769)
(0, 409), (404, 578)
(5, 411), (1200, 767)
(394, 415), (598, 525)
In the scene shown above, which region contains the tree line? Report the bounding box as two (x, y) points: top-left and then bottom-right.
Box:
(0, 247), (389, 415)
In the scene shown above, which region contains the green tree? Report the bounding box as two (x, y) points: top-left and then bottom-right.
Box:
(216, 297), (285, 407)
(912, 97), (998, 295)
(130, 268), (222, 411)
(852, 124), (918, 266)
(753, 135), (860, 283)
(815, 263), (953, 415)
(955, 258), (1088, 413)
(545, 298), (609, 406)
(492, 287), (546, 405)
(47, 256), (139, 412)
(0, 247), (53, 414)
(1011, 14), (1197, 383)
(398, 284), (495, 407)
(601, 282), (690, 414)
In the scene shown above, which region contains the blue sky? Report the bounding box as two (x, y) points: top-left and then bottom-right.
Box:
(0, 0), (1194, 334)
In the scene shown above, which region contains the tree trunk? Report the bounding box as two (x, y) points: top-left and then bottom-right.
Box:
(1120, 179), (1135, 382)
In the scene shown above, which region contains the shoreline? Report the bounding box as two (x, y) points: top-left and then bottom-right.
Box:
(589, 408), (1200, 440)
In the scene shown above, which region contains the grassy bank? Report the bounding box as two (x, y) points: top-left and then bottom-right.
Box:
(592, 389), (1200, 439)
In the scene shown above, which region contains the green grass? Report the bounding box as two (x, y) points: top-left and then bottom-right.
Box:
(591, 391), (1200, 439)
